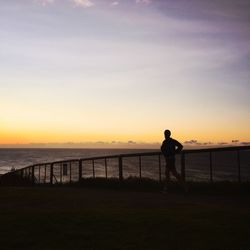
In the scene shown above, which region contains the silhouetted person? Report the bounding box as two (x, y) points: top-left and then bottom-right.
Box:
(161, 129), (184, 191)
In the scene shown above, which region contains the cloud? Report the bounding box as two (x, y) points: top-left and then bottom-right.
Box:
(218, 142), (228, 145)
(95, 141), (105, 144)
(184, 140), (198, 144)
(241, 142), (250, 145)
(72, 0), (95, 8)
(184, 140), (214, 146)
(111, 1), (119, 6)
(136, 0), (152, 5)
(232, 140), (239, 143)
(202, 142), (213, 146)
(34, 0), (55, 6)
(128, 140), (136, 144)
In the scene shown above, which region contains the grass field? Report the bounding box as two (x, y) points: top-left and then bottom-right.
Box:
(0, 186), (250, 250)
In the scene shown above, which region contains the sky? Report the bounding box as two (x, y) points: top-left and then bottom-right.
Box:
(0, 0), (249, 148)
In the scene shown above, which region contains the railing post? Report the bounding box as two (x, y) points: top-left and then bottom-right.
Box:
(79, 160), (82, 181)
(237, 150), (241, 183)
(38, 165), (41, 183)
(50, 163), (54, 185)
(28, 167), (31, 180)
(158, 154), (162, 182)
(31, 166), (35, 185)
(21, 169), (24, 179)
(181, 153), (186, 182)
(139, 156), (142, 179)
(69, 162), (72, 183)
(118, 155), (123, 181)
(44, 164), (47, 183)
(209, 152), (213, 182)
(60, 163), (62, 183)
(63, 163), (68, 176)
(92, 160), (95, 178)
(104, 158), (108, 179)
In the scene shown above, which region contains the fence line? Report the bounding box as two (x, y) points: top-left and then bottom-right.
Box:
(1, 146), (250, 185)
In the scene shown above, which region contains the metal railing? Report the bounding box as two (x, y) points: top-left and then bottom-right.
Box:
(1, 145), (250, 185)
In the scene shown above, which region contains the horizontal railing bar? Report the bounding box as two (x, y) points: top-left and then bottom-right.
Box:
(50, 159), (80, 164)
(79, 152), (161, 161)
(25, 159), (81, 168)
(117, 152), (161, 158)
(183, 145), (250, 154)
(80, 155), (120, 161)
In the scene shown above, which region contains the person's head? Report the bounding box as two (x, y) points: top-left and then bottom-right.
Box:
(164, 129), (171, 139)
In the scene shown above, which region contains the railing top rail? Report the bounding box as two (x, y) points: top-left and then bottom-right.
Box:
(46, 159), (80, 165)
(80, 151), (161, 161)
(183, 145), (250, 154)
(20, 159), (81, 168)
(2, 145), (249, 175)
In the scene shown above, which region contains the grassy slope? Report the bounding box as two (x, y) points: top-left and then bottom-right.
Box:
(0, 187), (250, 250)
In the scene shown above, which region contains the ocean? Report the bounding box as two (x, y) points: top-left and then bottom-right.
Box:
(0, 148), (250, 182)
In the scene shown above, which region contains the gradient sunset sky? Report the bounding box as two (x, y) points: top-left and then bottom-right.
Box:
(0, 0), (249, 147)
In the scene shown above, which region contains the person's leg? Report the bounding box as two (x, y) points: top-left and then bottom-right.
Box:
(163, 160), (170, 192)
(169, 158), (188, 193)
(165, 165), (170, 183)
(171, 168), (182, 182)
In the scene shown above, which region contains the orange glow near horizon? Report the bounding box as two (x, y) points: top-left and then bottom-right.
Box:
(1, 95), (249, 146)
(1, 126), (249, 146)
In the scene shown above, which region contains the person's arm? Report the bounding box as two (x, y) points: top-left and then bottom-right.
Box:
(174, 139), (183, 153)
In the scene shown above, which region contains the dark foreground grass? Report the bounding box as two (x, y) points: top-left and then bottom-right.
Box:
(0, 186), (250, 250)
